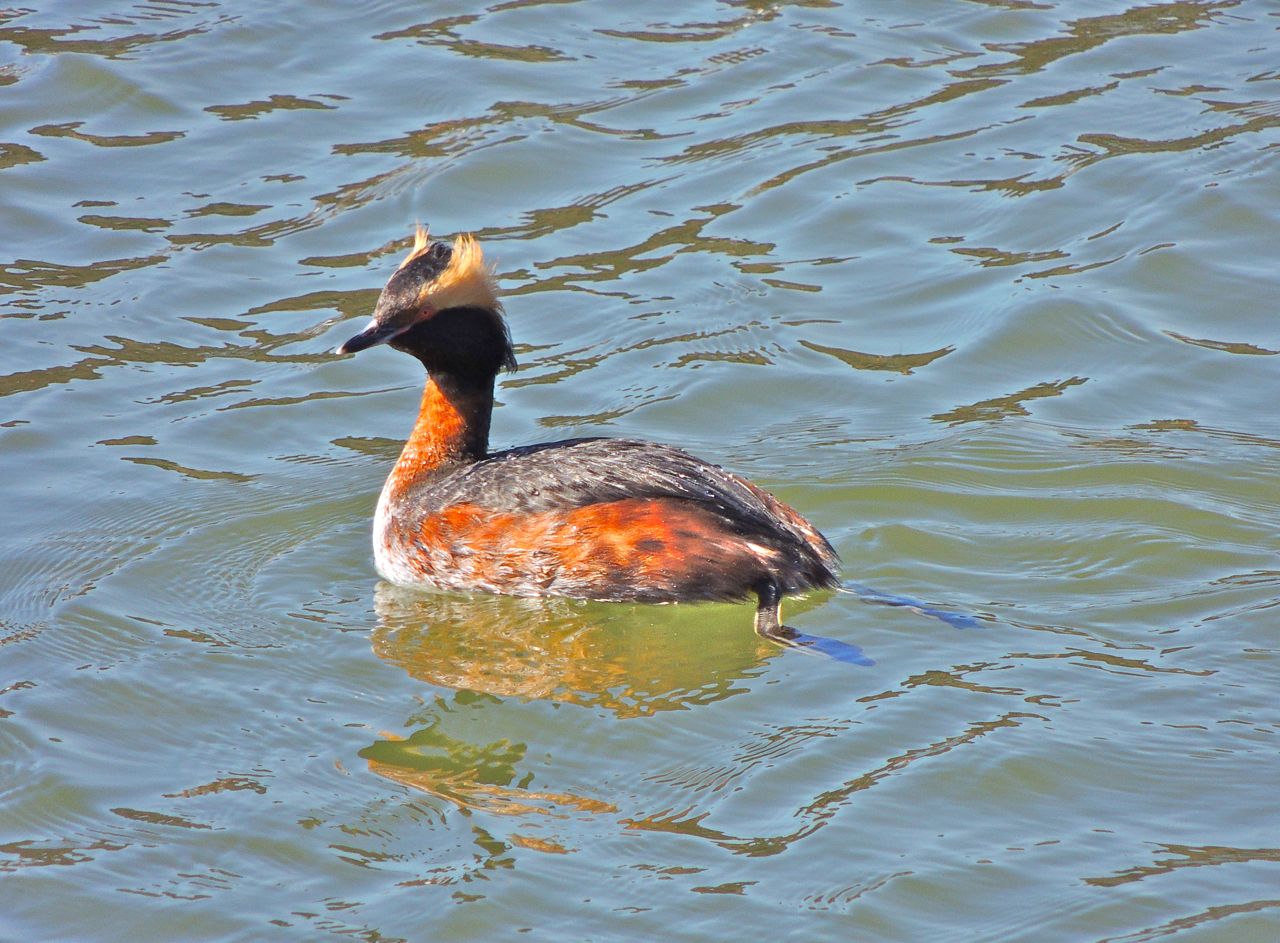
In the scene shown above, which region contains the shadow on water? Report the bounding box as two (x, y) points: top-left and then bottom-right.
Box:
(768, 583), (979, 664)
(844, 582), (983, 632)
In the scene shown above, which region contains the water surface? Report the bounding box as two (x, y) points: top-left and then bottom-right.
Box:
(2, 2), (1279, 940)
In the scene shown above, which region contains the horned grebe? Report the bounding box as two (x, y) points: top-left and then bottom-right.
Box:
(335, 228), (840, 648)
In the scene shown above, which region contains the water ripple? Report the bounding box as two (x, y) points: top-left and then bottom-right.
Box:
(3, 1), (1279, 939)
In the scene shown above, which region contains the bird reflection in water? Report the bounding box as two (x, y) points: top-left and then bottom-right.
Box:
(367, 582), (800, 715)
(360, 582), (803, 817)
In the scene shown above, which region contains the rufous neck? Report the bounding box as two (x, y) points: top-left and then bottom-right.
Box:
(394, 371), (494, 479)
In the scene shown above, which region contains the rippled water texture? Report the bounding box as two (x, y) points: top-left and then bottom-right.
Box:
(3, 2), (1279, 940)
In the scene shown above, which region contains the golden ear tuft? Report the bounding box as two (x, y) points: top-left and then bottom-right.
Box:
(416, 232), (500, 313)
(450, 233), (485, 278)
(397, 223), (432, 271)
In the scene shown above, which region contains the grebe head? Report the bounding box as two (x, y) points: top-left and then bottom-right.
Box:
(335, 227), (515, 379)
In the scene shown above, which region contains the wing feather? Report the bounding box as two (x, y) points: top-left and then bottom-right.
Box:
(412, 438), (835, 563)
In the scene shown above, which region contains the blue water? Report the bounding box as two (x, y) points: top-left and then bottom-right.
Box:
(3, 2), (1279, 941)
